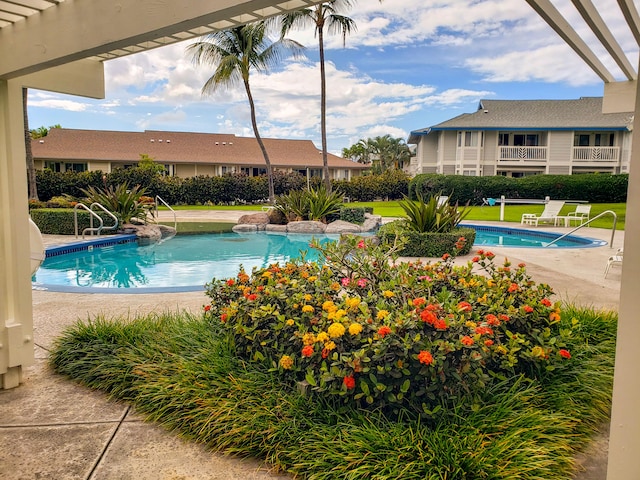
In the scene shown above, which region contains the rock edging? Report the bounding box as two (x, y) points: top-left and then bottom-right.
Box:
(232, 213), (382, 234)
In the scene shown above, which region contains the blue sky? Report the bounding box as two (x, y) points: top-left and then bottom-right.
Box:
(27, 0), (637, 155)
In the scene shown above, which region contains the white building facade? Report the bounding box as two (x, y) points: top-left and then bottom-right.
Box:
(408, 97), (633, 177)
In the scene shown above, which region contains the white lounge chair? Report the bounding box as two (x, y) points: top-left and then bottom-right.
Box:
(521, 200), (565, 226)
(604, 248), (623, 278)
(565, 204), (591, 226)
(437, 195), (449, 207)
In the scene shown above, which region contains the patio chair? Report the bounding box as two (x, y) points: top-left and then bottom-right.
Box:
(565, 204), (591, 226)
(437, 195), (449, 207)
(482, 197), (496, 206)
(604, 248), (623, 278)
(521, 200), (565, 226)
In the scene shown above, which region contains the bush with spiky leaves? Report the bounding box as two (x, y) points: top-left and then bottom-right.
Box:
(80, 183), (154, 224)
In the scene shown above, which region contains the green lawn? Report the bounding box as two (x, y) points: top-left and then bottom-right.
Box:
(162, 202), (626, 230)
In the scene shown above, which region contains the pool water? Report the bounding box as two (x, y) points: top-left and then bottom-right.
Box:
(33, 227), (606, 293)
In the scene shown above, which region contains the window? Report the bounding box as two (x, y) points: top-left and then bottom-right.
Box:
(44, 161), (61, 172)
(513, 134), (539, 146)
(457, 131), (480, 147)
(498, 133), (509, 146)
(252, 168), (266, 176)
(64, 163), (87, 172)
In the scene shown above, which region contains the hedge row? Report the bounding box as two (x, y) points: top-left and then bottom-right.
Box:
(410, 173), (628, 205)
(35, 169), (627, 206)
(30, 209), (118, 235)
(378, 222), (477, 257)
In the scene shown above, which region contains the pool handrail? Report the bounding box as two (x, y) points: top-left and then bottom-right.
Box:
(155, 195), (177, 231)
(544, 210), (617, 248)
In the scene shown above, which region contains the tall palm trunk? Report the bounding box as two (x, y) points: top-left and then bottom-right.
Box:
(318, 26), (331, 192)
(244, 78), (275, 202)
(23, 88), (38, 201)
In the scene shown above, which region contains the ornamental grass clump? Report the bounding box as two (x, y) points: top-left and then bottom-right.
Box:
(205, 235), (572, 416)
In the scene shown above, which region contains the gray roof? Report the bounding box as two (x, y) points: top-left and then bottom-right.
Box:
(409, 97), (634, 142)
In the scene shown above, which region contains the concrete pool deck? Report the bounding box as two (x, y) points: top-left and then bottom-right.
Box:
(0, 210), (622, 479)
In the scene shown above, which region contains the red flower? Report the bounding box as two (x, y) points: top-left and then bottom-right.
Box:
(508, 283), (519, 293)
(518, 262), (526, 268)
(477, 249), (485, 255)
(523, 305), (534, 313)
(485, 314), (500, 326)
(343, 375), (356, 389)
(204, 305), (211, 312)
(475, 326), (493, 336)
(322, 348), (330, 359)
(357, 240), (366, 249)
(433, 318), (448, 330)
(499, 314), (510, 322)
(484, 339), (494, 347)
(301, 345), (314, 357)
(420, 310), (437, 325)
(442, 253), (451, 261)
(559, 349), (571, 359)
(226, 278), (235, 286)
(413, 297), (426, 307)
(457, 301), (472, 312)
(417, 350), (434, 365)
(220, 313), (228, 323)
(485, 251), (495, 259)
(247, 293), (258, 301)
(378, 326), (392, 337)
(461, 335), (474, 346)
(541, 298), (552, 307)
(472, 256), (480, 263)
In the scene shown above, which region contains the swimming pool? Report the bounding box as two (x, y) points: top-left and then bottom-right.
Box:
(32, 226), (606, 293)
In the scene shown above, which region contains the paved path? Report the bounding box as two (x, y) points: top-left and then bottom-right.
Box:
(1, 212), (621, 479)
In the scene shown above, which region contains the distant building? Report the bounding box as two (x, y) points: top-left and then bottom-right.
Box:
(408, 97), (633, 177)
(32, 128), (368, 180)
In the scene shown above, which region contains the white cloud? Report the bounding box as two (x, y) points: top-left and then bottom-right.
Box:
(28, 98), (90, 112)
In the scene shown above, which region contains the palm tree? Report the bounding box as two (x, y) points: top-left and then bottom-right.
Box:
(360, 135), (411, 173)
(280, 1), (357, 191)
(23, 88), (38, 201)
(188, 22), (304, 202)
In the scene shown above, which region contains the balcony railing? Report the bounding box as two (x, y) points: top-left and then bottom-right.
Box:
(498, 146), (548, 162)
(572, 146), (619, 162)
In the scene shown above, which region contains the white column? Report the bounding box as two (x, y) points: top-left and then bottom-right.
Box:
(0, 79), (35, 389)
(606, 75), (640, 477)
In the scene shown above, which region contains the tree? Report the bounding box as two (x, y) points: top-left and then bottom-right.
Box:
(344, 135), (412, 174)
(30, 124), (60, 139)
(23, 88), (38, 200)
(280, 1), (357, 191)
(188, 22), (304, 203)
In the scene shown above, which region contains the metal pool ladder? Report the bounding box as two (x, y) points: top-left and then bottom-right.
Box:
(74, 202), (119, 238)
(154, 195), (177, 231)
(544, 210), (617, 248)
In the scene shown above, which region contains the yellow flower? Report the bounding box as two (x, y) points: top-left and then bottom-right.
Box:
(476, 293), (487, 303)
(322, 300), (335, 311)
(302, 332), (316, 345)
(304, 294), (312, 301)
(550, 310), (561, 322)
(286, 319), (295, 326)
(328, 322), (346, 338)
(334, 309), (347, 320)
(262, 271), (273, 278)
(487, 280), (496, 288)
(324, 341), (336, 351)
(316, 331), (329, 343)
(302, 305), (314, 313)
(307, 276), (317, 282)
(495, 345), (507, 355)
(331, 282), (341, 291)
(345, 297), (360, 309)
(349, 323), (363, 335)
(383, 290), (395, 298)
(377, 310), (390, 320)
(531, 346), (545, 359)
(279, 355), (294, 370)
(465, 321), (477, 328)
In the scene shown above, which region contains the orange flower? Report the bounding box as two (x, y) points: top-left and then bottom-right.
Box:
(541, 298), (552, 307)
(226, 278), (235, 286)
(442, 253), (451, 261)
(417, 350), (434, 365)
(523, 305), (534, 313)
(559, 349), (571, 359)
(484, 339), (494, 347)
(472, 256), (480, 262)
(378, 326), (392, 337)
(413, 297), (426, 307)
(420, 310), (437, 324)
(475, 326), (493, 336)
(301, 345), (314, 357)
(457, 301), (472, 312)
(461, 336), (474, 346)
(508, 283), (519, 293)
(485, 314), (500, 326)
(433, 318), (448, 330)
(220, 313), (228, 323)
(343, 375), (356, 389)
(203, 305), (211, 312)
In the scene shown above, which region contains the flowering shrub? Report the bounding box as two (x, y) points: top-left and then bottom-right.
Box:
(204, 235), (572, 415)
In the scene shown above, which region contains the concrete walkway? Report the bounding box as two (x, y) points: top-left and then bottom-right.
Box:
(0, 211), (622, 479)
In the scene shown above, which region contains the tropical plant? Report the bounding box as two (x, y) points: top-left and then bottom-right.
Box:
(188, 22), (304, 203)
(306, 184), (343, 221)
(279, 0), (357, 191)
(398, 192), (470, 233)
(274, 189), (310, 222)
(80, 183), (154, 224)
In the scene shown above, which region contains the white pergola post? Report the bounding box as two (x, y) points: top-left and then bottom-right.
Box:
(0, 78), (34, 389)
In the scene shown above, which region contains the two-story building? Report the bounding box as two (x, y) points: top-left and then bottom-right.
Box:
(31, 128), (368, 181)
(407, 97), (633, 177)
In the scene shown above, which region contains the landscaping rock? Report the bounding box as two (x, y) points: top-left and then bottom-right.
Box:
(237, 212), (270, 226)
(265, 224), (288, 233)
(232, 224), (258, 233)
(362, 214), (382, 232)
(325, 220), (361, 234)
(287, 221), (327, 234)
(124, 223), (162, 245)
